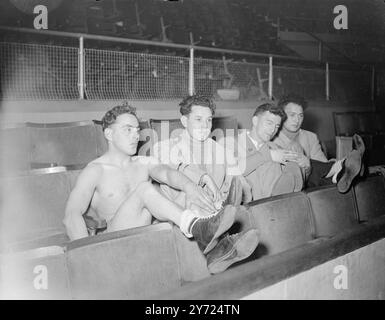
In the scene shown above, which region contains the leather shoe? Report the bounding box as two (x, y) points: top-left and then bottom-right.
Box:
(206, 229), (259, 274)
(337, 149), (362, 193)
(191, 205), (236, 254)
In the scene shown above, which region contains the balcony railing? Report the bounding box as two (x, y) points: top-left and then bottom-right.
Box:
(0, 26), (375, 102)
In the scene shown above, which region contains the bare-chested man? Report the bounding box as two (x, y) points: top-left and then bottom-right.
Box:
(64, 104), (258, 274)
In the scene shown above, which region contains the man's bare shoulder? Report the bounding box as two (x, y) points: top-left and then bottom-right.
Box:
(132, 155), (160, 166)
(76, 159), (104, 182)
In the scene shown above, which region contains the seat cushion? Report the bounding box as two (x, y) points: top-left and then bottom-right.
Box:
(247, 192), (313, 257)
(306, 186), (358, 237)
(354, 174), (385, 221)
(0, 169), (70, 245)
(66, 223), (181, 299)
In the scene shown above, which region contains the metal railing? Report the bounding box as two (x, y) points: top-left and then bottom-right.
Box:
(0, 26), (375, 102)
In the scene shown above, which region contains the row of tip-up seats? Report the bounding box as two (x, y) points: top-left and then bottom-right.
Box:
(333, 111), (385, 165)
(1, 165), (384, 299)
(0, 116), (238, 174)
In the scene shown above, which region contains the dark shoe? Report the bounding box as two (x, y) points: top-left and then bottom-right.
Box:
(353, 134), (365, 156)
(191, 205), (236, 254)
(337, 149), (362, 193)
(206, 229), (259, 274)
(353, 134), (365, 177)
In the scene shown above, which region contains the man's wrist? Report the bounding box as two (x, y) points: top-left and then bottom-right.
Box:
(198, 173), (208, 187)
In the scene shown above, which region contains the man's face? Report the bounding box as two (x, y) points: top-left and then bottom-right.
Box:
(283, 103), (304, 133)
(253, 111), (282, 143)
(107, 113), (140, 155)
(182, 105), (213, 142)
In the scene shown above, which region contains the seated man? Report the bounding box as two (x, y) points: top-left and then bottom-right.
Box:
(64, 103), (258, 274)
(274, 94), (365, 193)
(221, 103), (304, 201)
(153, 94), (253, 211)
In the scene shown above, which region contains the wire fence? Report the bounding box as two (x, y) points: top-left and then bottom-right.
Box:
(0, 41), (374, 102)
(0, 42), (79, 100)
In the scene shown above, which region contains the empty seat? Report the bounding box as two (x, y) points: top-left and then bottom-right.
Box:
(247, 192), (313, 257)
(149, 118), (184, 143)
(333, 112), (359, 136)
(0, 125), (31, 172)
(306, 185), (358, 237)
(211, 116), (238, 142)
(93, 120), (108, 157)
(354, 174), (385, 222)
(66, 223), (181, 299)
(0, 167), (70, 246)
(28, 121), (100, 167)
(0, 246), (71, 299)
(358, 112), (377, 134)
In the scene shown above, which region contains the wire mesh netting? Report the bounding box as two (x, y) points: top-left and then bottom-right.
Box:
(0, 42), (79, 100)
(194, 57), (270, 100)
(273, 66), (325, 101)
(84, 49), (189, 100)
(329, 69), (371, 103)
(0, 41), (374, 103)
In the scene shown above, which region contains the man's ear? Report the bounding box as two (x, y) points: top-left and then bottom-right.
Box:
(180, 115), (188, 128)
(104, 127), (113, 142)
(252, 115), (259, 127)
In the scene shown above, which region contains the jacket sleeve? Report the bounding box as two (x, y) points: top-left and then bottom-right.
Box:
(308, 132), (328, 163)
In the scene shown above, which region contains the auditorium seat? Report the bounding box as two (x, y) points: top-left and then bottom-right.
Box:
(354, 174), (385, 222)
(333, 112), (359, 136)
(247, 192), (313, 257)
(211, 116), (238, 142)
(0, 125), (31, 172)
(306, 185), (359, 237)
(358, 112), (376, 135)
(93, 120), (108, 156)
(28, 121), (100, 167)
(66, 223), (182, 299)
(149, 118), (184, 143)
(0, 167), (70, 246)
(0, 246), (71, 299)
(137, 120), (152, 156)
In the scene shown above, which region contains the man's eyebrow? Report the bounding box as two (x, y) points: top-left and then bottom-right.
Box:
(121, 124), (139, 128)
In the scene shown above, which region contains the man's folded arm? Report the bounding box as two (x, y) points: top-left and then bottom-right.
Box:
(63, 165), (100, 241)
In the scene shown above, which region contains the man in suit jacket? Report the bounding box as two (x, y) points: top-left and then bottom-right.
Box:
(274, 94), (365, 193)
(219, 103), (304, 201)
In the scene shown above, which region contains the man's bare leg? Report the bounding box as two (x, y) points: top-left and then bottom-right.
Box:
(109, 181), (236, 254)
(108, 181), (185, 232)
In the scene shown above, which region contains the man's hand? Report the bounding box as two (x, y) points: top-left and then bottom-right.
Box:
(239, 176), (252, 204)
(184, 181), (217, 214)
(200, 174), (222, 203)
(270, 149), (300, 164)
(293, 154), (311, 169)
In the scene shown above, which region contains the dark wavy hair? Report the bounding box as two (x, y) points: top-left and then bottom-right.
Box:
(179, 94), (216, 116)
(253, 102), (287, 122)
(278, 93), (308, 111)
(101, 102), (137, 131)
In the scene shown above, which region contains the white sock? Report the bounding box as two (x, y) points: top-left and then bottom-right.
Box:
(179, 209), (199, 238)
(326, 159), (345, 180)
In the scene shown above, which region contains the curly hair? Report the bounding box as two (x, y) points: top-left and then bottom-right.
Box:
(253, 102), (287, 122)
(101, 102), (137, 131)
(278, 93), (308, 111)
(179, 94), (216, 116)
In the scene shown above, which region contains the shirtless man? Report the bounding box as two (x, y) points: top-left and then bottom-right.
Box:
(64, 104), (258, 274)
(274, 94), (365, 192)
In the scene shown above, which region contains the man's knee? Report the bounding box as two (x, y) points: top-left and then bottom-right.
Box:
(135, 181), (158, 199)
